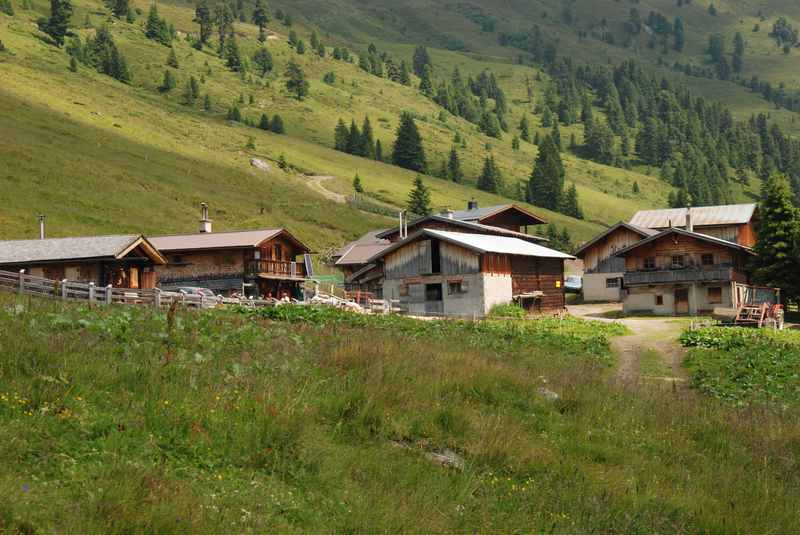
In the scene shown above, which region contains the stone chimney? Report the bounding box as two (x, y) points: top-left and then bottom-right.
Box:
(467, 199), (478, 211)
(38, 215), (45, 240)
(199, 203), (212, 233)
(685, 208), (693, 233)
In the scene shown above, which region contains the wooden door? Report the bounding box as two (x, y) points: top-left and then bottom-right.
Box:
(675, 288), (689, 314)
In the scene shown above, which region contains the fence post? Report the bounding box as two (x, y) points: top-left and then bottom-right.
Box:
(61, 279), (68, 300)
(153, 288), (161, 308)
(18, 269), (25, 294)
(88, 282), (95, 305)
(105, 285), (113, 305)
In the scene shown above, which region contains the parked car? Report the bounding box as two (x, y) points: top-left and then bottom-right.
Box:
(564, 275), (582, 294)
(176, 287), (217, 298)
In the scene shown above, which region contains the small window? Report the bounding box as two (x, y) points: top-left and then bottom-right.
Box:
(655, 294), (664, 306)
(448, 281), (464, 295)
(425, 283), (443, 302)
(701, 253), (714, 266)
(606, 277), (620, 288)
(708, 287), (722, 304)
(399, 284), (409, 297)
(671, 255), (685, 268)
(644, 257), (656, 270)
(170, 255), (184, 265)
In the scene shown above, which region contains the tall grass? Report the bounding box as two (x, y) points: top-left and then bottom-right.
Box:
(0, 293), (798, 533)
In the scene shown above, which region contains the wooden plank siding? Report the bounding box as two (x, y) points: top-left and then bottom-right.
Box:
(509, 257), (565, 311)
(384, 239), (479, 279)
(582, 227), (646, 273)
(624, 234), (746, 272)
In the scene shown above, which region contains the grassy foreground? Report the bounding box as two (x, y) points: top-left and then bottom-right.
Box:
(1, 293), (799, 533)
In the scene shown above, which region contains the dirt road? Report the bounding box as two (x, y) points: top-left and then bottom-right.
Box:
(306, 175), (346, 203)
(569, 303), (687, 383)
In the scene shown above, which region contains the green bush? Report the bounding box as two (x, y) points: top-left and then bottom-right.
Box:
(488, 302), (526, 319)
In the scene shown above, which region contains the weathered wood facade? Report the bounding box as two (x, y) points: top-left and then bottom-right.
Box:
(615, 228), (754, 315)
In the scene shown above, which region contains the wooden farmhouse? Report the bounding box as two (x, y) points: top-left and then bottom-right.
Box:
(614, 227), (755, 315)
(0, 234), (165, 288)
(366, 228), (573, 317)
(332, 230), (390, 296)
(575, 203), (759, 303)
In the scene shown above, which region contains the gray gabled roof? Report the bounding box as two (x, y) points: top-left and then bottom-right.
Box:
(613, 227), (756, 257)
(375, 215), (547, 243)
(451, 204), (547, 225)
(0, 235), (166, 265)
(629, 204), (757, 229)
(367, 229), (574, 264)
(150, 228), (310, 253)
(573, 222), (658, 258)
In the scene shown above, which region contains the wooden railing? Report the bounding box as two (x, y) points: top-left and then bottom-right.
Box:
(624, 267), (735, 286)
(246, 260), (306, 278)
(0, 269), (276, 309)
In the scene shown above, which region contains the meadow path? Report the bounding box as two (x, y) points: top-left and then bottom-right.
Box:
(306, 175), (347, 203)
(568, 303), (687, 383)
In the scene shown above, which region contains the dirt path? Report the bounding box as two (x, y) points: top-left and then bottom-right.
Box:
(306, 175), (346, 203)
(569, 303), (687, 383)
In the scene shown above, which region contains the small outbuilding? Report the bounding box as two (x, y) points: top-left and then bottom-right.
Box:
(367, 229), (573, 317)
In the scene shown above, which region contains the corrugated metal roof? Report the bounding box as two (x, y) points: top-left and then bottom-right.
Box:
(333, 230), (390, 259)
(451, 204), (511, 221)
(150, 229), (284, 252)
(368, 229), (574, 263)
(629, 204), (757, 229)
(335, 243), (392, 266)
(0, 235), (142, 265)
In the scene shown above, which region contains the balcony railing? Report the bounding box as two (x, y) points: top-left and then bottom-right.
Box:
(246, 260), (306, 279)
(624, 267), (736, 286)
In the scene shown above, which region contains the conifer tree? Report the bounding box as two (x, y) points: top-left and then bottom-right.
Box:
(512, 136), (521, 150)
(346, 119), (361, 155)
(375, 139), (383, 161)
(418, 64), (433, 97)
(194, 0), (213, 47)
(447, 146), (463, 183)
(252, 0), (269, 42)
(399, 60), (411, 85)
(225, 34), (242, 71)
(561, 183), (583, 219)
(166, 47), (179, 68)
(392, 112), (426, 172)
(284, 59), (309, 100)
(111, 0), (128, 19)
(270, 114), (285, 133)
(258, 113), (270, 130)
(214, 3), (233, 52)
(203, 93), (211, 111)
(145, 3), (172, 46)
(41, 0), (73, 46)
(252, 46), (272, 76)
(412, 45), (431, 77)
(296, 40), (305, 55)
(527, 134), (564, 210)
(183, 76), (199, 105)
(407, 176), (432, 216)
(551, 122), (562, 152)
(68, 55), (78, 71)
(334, 119), (349, 152)
(359, 116), (375, 158)
(353, 173), (364, 193)
(227, 104), (241, 121)
(751, 174), (800, 303)
(519, 115), (530, 142)
(477, 154), (503, 193)
(159, 69), (176, 92)
(673, 16), (685, 51)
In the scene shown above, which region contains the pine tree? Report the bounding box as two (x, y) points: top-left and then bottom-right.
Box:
(296, 40), (305, 55)
(551, 122), (562, 152)
(399, 60), (411, 85)
(447, 146), (463, 183)
(359, 116), (375, 158)
(407, 175), (432, 216)
(258, 113), (270, 130)
(412, 45), (431, 77)
(270, 114), (285, 133)
(751, 174), (800, 303)
(166, 47), (179, 68)
(632, 181), (640, 194)
(214, 3), (233, 53)
(252, 0), (269, 42)
(392, 112), (426, 172)
(561, 183), (583, 219)
(284, 59), (309, 100)
(519, 115), (530, 142)
(183, 76), (199, 105)
(225, 34), (242, 71)
(203, 93), (211, 111)
(334, 119), (349, 152)
(41, 0), (73, 46)
(111, 0), (128, 19)
(346, 119), (361, 155)
(353, 173), (364, 193)
(732, 32), (745, 73)
(159, 69), (176, 92)
(527, 134), (564, 210)
(541, 105), (553, 128)
(252, 46), (273, 76)
(227, 104), (241, 121)
(418, 64), (434, 97)
(673, 16), (685, 51)
(145, 3), (172, 46)
(375, 139), (383, 161)
(477, 154), (503, 193)
(194, 0), (213, 47)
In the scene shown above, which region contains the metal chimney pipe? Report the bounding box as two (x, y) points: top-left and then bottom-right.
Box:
(38, 215), (45, 240)
(199, 202), (212, 233)
(686, 208), (693, 233)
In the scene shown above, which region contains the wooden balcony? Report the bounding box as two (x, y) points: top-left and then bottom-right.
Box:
(624, 267), (738, 286)
(246, 260), (307, 279)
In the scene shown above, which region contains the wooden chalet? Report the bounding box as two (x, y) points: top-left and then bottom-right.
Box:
(0, 234), (165, 288)
(150, 207), (311, 298)
(366, 229), (573, 317)
(614, 227), (755, 315)
(574, 222), (658, 302)
(333, 231), (390, 296)
(629, 203), (758, 246)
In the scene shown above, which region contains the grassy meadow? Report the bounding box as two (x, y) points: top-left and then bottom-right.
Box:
(1, 293), (800, 532)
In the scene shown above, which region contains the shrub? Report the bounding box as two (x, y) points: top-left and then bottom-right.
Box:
(488, 302), (526, 319)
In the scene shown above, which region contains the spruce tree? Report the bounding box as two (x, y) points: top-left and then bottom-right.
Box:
(392, 112), (426, 172)
(252, 0), (269, 42)
(284, 59), (309, 100)
(159, 69), (176, 92)
(270, 114), (285, 133)
(512, 136), (521, 150)
(296, 40), (305, 55)
(183, 76), (199, 105)
(203, 93), (211, 111)
(447, 146), (463, 183)
(519, 115), (530, 142)
(41, 0), (73, 46)
(551, 122), (562, 151)
(111, 0), (128, 19)
(353, 173), (364, 193)
(258, 113), (270, 130)
(477, 154), (502, 193)
(145, 3), (172, 46)
(252, 47), (273, 76)
(359, 116), (375, 158)
(214, 3), (233, 52)
(166, 47), (179, 68)
(375, 139), (383, 161)
(412, 45), (431, 77)
(407, 176), (432, 216)
(346, 119), (361, 155)
(419, 64), (434, 97)
(527, 134), (564, 210)
(674, 16), (685, 51)
(225, 34), (242, 71)
(334, 119), (349, 152)
(751, 174), (800, 303)
(561, 183), (583, 219)
(194, 0), (213, 47)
